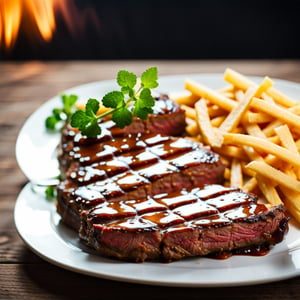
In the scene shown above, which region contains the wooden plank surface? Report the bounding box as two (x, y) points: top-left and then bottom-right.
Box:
(1, 60), (300, 299)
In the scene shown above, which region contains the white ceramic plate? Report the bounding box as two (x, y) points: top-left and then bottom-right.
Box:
(14, 74), (300, 287)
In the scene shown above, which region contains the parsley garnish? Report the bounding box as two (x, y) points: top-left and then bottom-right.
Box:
(70, 67), (158, 138)
(45, 186), (57, 202)
(45, 94), (78, 131)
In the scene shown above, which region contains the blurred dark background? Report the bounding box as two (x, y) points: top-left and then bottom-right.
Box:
(1, 0), (299, 60)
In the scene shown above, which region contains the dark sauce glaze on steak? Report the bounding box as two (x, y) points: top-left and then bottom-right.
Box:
(56, 94), (289, 262)
(80, 186), (288, 262)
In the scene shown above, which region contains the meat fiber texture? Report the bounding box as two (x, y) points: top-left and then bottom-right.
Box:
(56, 95), (289, 262)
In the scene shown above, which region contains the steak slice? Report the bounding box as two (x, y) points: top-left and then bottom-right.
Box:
(81, 185), (288, 262)
(58, 94), (186, 174)
(57, 134), (225, 230)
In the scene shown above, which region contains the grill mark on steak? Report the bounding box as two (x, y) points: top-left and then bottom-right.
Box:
(82, 187), (288, 262)
(57, 141), (224, 231)
(56, 94), (289, 262)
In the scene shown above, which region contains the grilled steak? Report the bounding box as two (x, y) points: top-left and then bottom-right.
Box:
(57, 132), (225, 230)
(81, 186), (288, 262)
(56, 94), (289, 262)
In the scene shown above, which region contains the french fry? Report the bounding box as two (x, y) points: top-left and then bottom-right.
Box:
(243, 122), (266, 138)
(194, 99), (224, 147)
(254, 76), (274, 97)
(252, 98), (300, 130)
(170, 91), (199, 106)
(235, 90), (245, 102)
(262, 119), (283, 137)
(223, 133), (300, 167)
(275, 125), (299, 153)
(247, 111), (274, 123)
(210, 115), (226, 127)
(224, 168), (231, 181)
(207, 105), (227, 118)
(280, 187), (300, 223)
(185, 79), (236, 111)
(275, 125), (300, 179)
(230, 158), (243, 188)
(217, 85), (235, 93)
(245, 161), (300, 192)
(243, 177), (257, 193)
(223, 68), (253, 91)
(213, 145), (248, 161)
(181, 105), (196, 120)
(185, 119), (199, 136)
(218, 86), (256, 133)
(255, 174), (282, 206)
(295, 138), (300, 151)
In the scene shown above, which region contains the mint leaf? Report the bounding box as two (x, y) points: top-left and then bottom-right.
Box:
(112, 107), (133, 128)
(85, 98), (99, 117)
(139, 88), (155, 107)
(71, 110), (101, 138)
(102, 91), (124, 108)
(45, 186), (56, 201)
(133, 88), (155, 119)
(71, 111), (101, 138)
(70, 110), (89, 129)
(141, 67), (158, 89)
(45, 116), (59, 130)
(61, 94), (78, 116)
(133, 98), (153, 120)
(117, 70), (137, 88)
(45, 94), (78, 131)
(121, 86), (134, 95)
(70, 101), (102, 138)
(81, 119), (101, 138)
(52, 108), (64, 121)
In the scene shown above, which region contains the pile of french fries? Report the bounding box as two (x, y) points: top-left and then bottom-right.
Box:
(172, 68), (300, 223)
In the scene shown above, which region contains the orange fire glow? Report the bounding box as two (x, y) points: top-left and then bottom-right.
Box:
(0, 0), (100, 51)
(0, 0), (22, 50)
(25, 0), (56, 42)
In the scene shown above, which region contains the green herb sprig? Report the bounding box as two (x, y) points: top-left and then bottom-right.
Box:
(45, 186), (57, 202)
(45, 94), (78, 131)
(70, 67), (158, 138)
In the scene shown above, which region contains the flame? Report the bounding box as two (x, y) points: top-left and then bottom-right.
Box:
(0, 0), (22, 50)
(0, 0), (100, 51)
(24, 0), (56, 42)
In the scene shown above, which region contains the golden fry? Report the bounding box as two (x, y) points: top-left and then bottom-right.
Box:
(219, 86), (256, 133)
(230, 158), (243, 188)
(242, 177), (257, 193)
(245, 161), (300, 192)
(252, 98), (300, 130)
(170, 91), (199, 106)
(279, 187), (300, 223)
(223, 133), (300, 167)
(247, 112), (274, 123)
(185, 79), (236, 111)
(181, 105), (196, 120)
(195, 99), (223, 147)
(255, 174), (282, 206)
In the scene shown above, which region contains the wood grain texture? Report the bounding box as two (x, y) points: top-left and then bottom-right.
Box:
(1, 60), (300, 299)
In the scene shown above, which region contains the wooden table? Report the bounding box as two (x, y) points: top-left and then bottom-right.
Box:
(1, 60), (300, 299)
